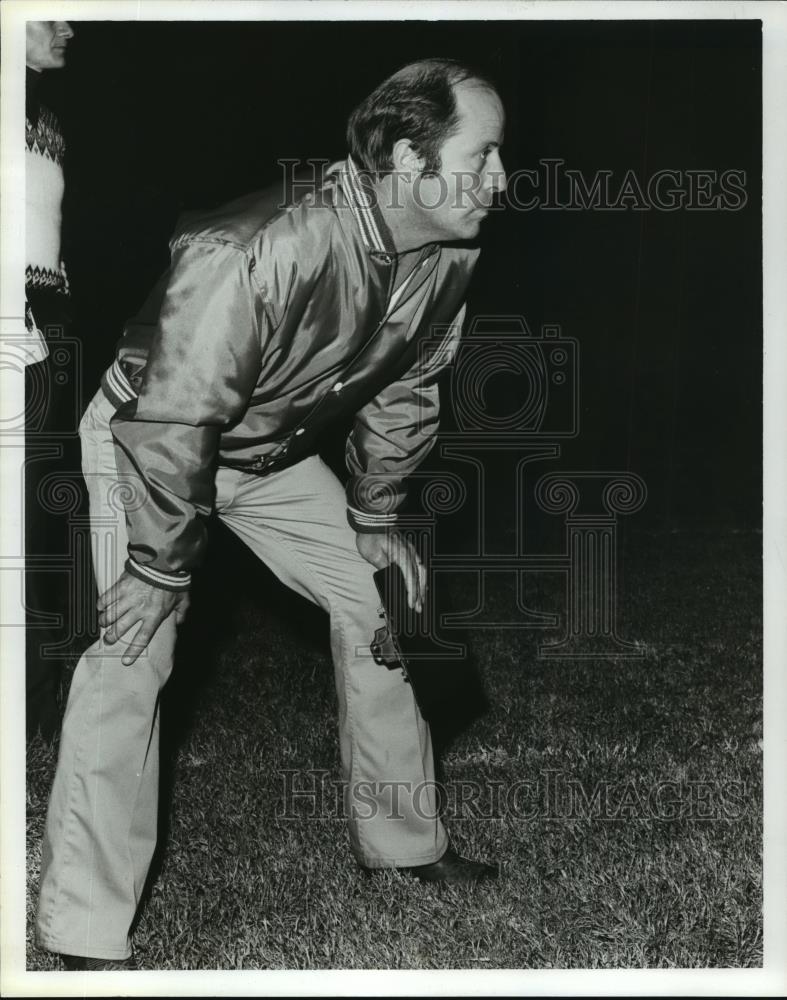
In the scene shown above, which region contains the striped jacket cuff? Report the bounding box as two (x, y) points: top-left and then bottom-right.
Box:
(347, 505), (399, 534)
(125, 558), (191, 592)
(101, 359), (137, 409)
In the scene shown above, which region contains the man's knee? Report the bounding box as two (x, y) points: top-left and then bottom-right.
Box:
(88, 616), (178, 691)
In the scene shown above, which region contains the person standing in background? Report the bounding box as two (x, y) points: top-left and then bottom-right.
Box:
(24, 20), (76, 740)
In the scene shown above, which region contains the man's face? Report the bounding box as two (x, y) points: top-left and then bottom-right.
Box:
(26, 21), (73, 72)
(411, 80), (506, 242)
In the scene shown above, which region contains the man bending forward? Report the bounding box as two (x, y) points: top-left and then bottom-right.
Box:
(36, 58), (507, 969)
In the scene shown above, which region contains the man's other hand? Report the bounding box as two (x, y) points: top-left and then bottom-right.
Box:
(97, 570), (190, 666)
(355, 532), (425, 613)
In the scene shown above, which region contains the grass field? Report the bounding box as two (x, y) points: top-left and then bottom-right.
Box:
(26, 527), (762, 970)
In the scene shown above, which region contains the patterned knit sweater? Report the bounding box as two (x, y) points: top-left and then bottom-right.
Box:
(25, 69), (69, 364)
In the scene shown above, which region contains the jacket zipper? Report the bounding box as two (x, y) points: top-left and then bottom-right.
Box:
(247, 247), (437, 473)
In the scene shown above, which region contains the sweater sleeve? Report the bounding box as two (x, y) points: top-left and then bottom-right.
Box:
(110, 239), (266, 590)
(345, 304), (466, 533)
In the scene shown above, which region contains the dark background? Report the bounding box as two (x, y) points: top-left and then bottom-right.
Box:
(41, 18), (762, 533)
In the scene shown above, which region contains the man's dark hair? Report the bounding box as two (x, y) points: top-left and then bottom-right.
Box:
(347, 58), (499, 178)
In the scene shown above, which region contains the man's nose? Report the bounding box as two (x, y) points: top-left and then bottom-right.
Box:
(56, 22), (74, 39)
(484, 153), (507, 194)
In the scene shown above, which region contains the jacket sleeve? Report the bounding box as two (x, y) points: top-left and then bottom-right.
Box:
(110, 239), (266, 591)
(345, 304), (466, 533)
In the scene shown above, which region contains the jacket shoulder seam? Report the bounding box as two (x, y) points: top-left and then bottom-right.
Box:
(170, 234), (253, 253)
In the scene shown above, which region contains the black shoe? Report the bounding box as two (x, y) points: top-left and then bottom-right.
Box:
(402, 847), (498, 885)
(60, 953), (137, 971)
(358, 847), (498, 885)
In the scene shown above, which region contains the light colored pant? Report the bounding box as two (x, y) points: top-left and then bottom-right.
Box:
(36, 388), (447, 960)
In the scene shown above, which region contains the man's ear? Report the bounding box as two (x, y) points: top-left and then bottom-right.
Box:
(391, 138), (425, 177)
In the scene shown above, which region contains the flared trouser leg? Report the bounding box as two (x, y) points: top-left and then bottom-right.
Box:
(214, 458), (447, 867)
(36, 389), (175, 959)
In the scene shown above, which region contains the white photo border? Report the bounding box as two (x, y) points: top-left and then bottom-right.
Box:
(1, 2), (784, 996)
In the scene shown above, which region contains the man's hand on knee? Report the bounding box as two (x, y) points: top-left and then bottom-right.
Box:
(355, 531), (426, 613)
(97, 571), (190, 666)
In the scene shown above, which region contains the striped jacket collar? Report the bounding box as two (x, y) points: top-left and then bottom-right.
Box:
(338, 156), (399, 260)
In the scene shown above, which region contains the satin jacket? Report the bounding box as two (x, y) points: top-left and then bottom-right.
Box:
(101, 158), (479, 592)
